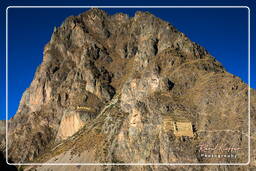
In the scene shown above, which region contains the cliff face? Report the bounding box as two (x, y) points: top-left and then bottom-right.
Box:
(0, 121), (5, 152)
(6, 8), (256, 170)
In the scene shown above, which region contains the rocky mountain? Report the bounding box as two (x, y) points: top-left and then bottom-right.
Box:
(0, 120), (5, 150)
(4, 8), (256, 170)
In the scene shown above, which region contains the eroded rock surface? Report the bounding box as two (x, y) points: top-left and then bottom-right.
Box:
(5, 8), (256, 170)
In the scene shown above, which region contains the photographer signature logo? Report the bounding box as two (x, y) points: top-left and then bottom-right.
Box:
(198, 144), (242, 158)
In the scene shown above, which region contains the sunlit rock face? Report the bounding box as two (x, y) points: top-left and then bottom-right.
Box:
(5, 8), (256, 171)
(56, 111), (85, 141)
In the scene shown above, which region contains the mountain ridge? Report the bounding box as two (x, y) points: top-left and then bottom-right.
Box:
(2, 8), (255, 170)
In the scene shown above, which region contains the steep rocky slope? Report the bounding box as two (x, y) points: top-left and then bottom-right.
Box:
(0, 120), (5, 151)
(5, 8), (255, 170)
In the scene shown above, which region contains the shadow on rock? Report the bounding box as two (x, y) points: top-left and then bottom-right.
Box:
(0, 151), (17, 171)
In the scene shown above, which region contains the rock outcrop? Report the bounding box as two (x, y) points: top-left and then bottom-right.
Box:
(0, 120), (5, 151)
(5, 8), (255, 171)
(56, 111), (85, 141)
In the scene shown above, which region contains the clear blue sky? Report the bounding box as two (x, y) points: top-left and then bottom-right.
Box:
(0, 0), (255, 120)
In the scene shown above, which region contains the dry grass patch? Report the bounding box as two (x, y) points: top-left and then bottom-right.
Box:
(71, 130), (105, 155)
